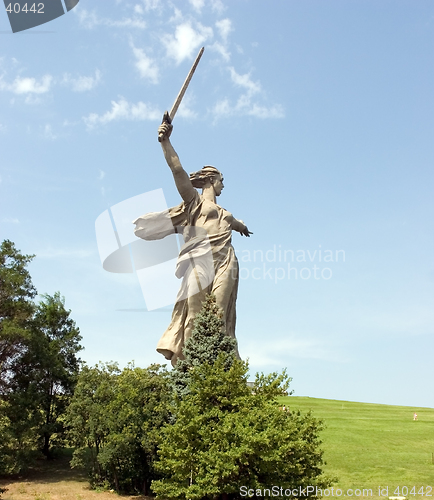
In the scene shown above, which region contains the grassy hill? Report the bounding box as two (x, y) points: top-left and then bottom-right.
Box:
(279, 396), (434, 498)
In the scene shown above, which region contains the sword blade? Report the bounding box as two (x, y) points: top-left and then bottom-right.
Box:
(169, 46), (204, 120)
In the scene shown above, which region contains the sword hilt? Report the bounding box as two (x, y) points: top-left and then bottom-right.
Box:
(158, 111), (172, 143)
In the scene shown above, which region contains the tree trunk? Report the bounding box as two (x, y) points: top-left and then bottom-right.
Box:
(42, 432), (51, 459)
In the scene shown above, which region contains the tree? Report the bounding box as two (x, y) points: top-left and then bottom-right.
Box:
(66, 362), (119, 481)
(6, 292), (83, 458)
(0, 240), (37, 472)
(152, 295), (333, 499)
(171, 294), (238, 398)
(66, 362), (171, 494)
(0, 240), (36, 392)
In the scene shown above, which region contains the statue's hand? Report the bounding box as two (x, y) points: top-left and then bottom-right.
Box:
(241, 225), (253, 237)
(158, 112), (173, 142)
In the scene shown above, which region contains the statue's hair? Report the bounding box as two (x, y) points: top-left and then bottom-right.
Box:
(189, 165), (222, 189)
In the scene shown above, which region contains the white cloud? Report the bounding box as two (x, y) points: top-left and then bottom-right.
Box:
(162, 22), (213, 65)
(176, 93), (197, 119)
(243, 337), (339, 368)
(229, 67), (261, 95)
(189, 0), (205, 13)
(134, 4), (144, 14)
(74, 8), (99, 28)
(141, 0), (161, 11)
(2, 217), (20, 224)
(36, 247), (96, 259)
(75, 8), (146, 29)
(110, 18), (147, 29)
(131, 45), (159, 83)
(210, 42), (230, 62)
(211, 67), (284, 120)
(84, 97), (161, 129)
(216, 18), (232, 42)
(63, 70), (101, 92)
(43, 124), (57, 140)
(169, 6), (183, 23)
(98, 169), (106, 180)
(0, 75), (53, 94)
(212, 97), (284, 120)
(211, 98), (231, 117)
(210, 0), (225, 14)
(0, 123), (6, 133)
(248, 103), (285, 119)
(209, 19), (232, 61)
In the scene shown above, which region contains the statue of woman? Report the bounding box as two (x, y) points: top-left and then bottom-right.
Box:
(134, 119), (252, 365)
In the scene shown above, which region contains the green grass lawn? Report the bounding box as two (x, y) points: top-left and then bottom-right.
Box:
(278, 396), (434, 498)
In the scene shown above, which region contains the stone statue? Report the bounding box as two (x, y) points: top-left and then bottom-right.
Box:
(133, 120), (252, 365)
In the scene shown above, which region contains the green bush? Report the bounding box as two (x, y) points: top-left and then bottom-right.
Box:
(66, 362), (170, 494)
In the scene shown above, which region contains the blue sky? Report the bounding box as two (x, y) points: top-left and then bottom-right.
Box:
(0, 0), (433, 408)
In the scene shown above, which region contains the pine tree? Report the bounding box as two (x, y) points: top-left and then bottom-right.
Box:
(171, 294), (237, 398)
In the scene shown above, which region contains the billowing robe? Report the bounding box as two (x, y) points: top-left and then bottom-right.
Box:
(133, 191), (239, 365)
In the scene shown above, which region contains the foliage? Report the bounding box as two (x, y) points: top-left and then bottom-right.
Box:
(66, 362), (171, 494)
(0, 239), (36, 392)
(5, 292), (83, 459)
(0, 240), (38, 473)
(171, 293), (238, 398)
(152, 295), (332, 499)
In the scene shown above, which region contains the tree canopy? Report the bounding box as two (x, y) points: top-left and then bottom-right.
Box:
(0, 240), (36, 392)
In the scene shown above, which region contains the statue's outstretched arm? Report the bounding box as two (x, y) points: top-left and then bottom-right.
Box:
(232, 218), (253, 237)
(158, 122), (196, 204)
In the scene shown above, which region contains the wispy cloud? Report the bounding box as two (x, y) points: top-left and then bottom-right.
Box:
(36, 247), (96, 259)
(229, 67), (261, 94)
(243, 336), (342, 367)
(0, 75), (53, 95)
(189, 0), (205, 13)
(84, 97), (161, 129)
(176, 93), (197, 119)
(209, 42), (230, 62)
(62, 69), (101, 92)
(210, 0), (225, 14)
(98, 169), (106, 180)
(2, 217), (20, 224)
(131, 44), (159, 83)
(216, 18), (232, 43)
(162, 21), (213, 65)
(209, 19), (232, 62)
(43, 124), (57, 140)
(211, 67), (284, 120)
(141, 0), (161, 11)
(75, 8), (146, 30)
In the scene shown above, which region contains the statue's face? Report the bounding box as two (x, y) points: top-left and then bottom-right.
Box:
(213, 174), (224, 196)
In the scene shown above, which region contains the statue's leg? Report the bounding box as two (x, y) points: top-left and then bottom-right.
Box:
(182, 261), (212, 343)
(212, 251), (239, 340)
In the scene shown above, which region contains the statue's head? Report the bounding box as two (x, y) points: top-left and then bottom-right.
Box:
(189, 165), (224, 196)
